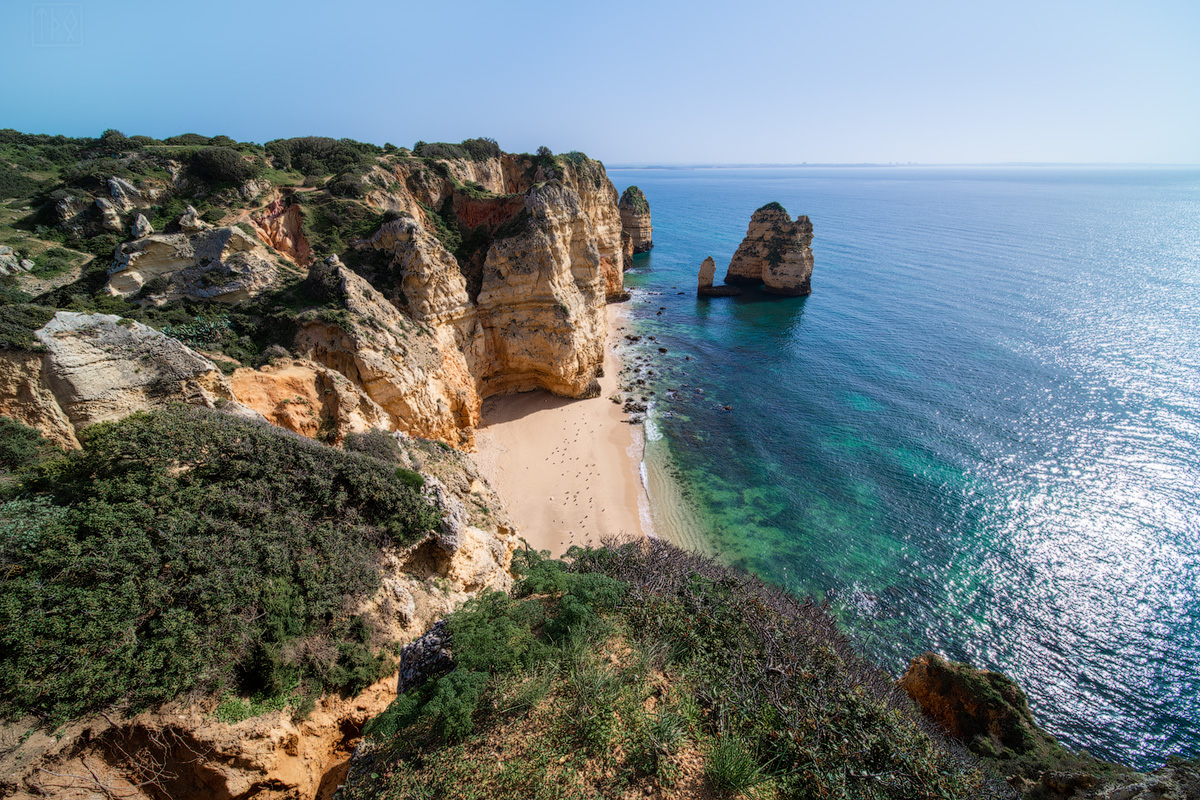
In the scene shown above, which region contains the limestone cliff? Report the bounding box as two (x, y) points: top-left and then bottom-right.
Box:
(0, 312), (254, 447)
(250, 194), (313, 266)
(724, 201), (814, 295)
(229, 357), (391, 442)
(285, 156), (619, 448)
(294, 256), (481, 448)
(898, 653), (1200, 800)
(618, 185), (653, 254)
(107, 215), (286, 303)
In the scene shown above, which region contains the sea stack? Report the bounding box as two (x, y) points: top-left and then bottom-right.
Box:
(697, 256), (741, 297)
(619, 186), (653, 264)
(724, 202), (814, 295)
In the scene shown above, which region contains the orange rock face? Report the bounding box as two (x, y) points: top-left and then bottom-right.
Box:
(898, 652), (1046, 754)
(251, 196), (313, 267)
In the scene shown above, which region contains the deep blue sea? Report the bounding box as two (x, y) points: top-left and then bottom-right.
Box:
(608, 166), (1200, 769)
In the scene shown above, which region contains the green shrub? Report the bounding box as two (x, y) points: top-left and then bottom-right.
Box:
(328, 172), (366, 198)
(705, 736), (767, 796)
(619, 185), (650, 214)
(0, 164), (44, 199)
(0, 405), (441, 722)
(0, 417), (55, 472)
(0, 304), (55, 350)
(191, 146), (264, 185)
(264, 137), (379, 176)
(395, 466), (425, 490)
(344, 429), (403, 464)
(165, 134), (212, 146)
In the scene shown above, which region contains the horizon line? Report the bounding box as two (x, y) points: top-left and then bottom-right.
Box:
(607, 161), (1200, 169)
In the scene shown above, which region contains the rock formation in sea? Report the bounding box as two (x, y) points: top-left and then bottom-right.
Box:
(697, 255), (742, 297)
(618, 185), (653, 259)
(724, 201), (814, 295)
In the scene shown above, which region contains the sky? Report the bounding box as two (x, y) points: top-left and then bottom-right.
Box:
(2, 0), (1198, 165)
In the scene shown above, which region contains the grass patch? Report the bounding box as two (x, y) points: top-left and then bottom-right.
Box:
(341, 544), (1008, 800)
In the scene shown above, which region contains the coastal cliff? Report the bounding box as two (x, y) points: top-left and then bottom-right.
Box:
(724, 201), (814, 295)
(0, 136), (625, 450)
(0, 131), (622, 800)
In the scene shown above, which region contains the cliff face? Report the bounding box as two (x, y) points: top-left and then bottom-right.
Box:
(108, 220), (285, 303)
(725, 202), (814, 295)
(251, 195), (313, 267)
(0, 312), (255, 447)
(294, 154), (621, 446)
(294, 256), (481, 448)
(618, 185), (653, 254)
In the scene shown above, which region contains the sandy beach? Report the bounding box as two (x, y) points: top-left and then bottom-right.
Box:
(471, 305), (652, 556)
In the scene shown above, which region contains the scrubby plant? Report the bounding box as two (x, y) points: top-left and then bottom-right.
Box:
(0, 405), (441, 723)
(0, 304), (55, 350)
(264, 136), (380, 176)
(342, 543), (1007, 800)
(190, 146), (264, 185)
(0, 416), (56, 473)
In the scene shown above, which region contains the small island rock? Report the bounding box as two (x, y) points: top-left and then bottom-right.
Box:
(724, 201), (814, 295)
(697, 255), (741, 297)
(619, 186), (653, 257)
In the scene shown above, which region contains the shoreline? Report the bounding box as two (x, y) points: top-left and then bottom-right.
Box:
(471, 304), (654, 556)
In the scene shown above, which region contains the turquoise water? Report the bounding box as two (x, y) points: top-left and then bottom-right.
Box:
(609, 166), (1200, 769)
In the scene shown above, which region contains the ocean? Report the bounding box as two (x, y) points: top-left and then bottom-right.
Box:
(608, 165), (1200, 769)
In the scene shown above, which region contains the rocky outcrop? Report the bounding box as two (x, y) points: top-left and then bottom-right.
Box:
(621, 229), (634, 270)
(94, 197), (123, 232)
(251, 195), (313, 267)
(107, 222), (282, 303)
(697, 255), (742, 297)
(619, 185), (653, 254)
(724, 202), (814, 295)
(131, 213), (153, 239)
(229, 357), (391, 443)
(0, 246), (35, 276)
(0, 312), (256, 447)
(899, 652), (1047, 756)
(0, 349), (78, 448)
(322, 171), (612, 446)
(475, 181), (605, 398)
(898, 653), (1200, 800)
(295, 256), (482, 448)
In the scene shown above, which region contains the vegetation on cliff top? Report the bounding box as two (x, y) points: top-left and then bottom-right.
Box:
(620, 185), (650, 214)
(342, 542), (1007, 800)
(0, 406), (440, 723)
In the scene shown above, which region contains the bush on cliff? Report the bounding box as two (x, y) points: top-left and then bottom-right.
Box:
(190, 146), (265, 186)
(0, 405), (442, 723)
(342, 542), (1007, 800)
(264, 136), (381, 176)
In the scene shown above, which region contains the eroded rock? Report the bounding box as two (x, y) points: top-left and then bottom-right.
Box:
(724, 201), (814, 295)
(107, 225), (281, 302)
(619, 185), (653, 254)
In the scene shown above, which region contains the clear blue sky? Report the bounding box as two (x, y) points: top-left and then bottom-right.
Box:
(3, 0), (1197, 164)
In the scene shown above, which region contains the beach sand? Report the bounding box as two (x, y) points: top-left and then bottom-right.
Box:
(471, 305), (652, 556)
